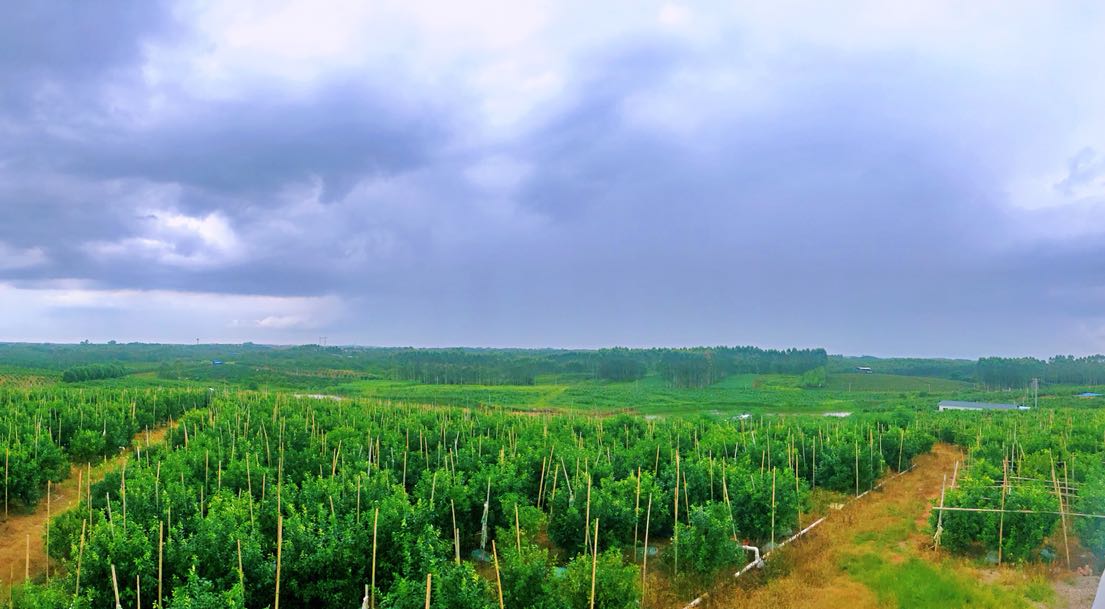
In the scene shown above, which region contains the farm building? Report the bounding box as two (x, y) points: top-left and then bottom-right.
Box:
(937, 400), (1024, 412)
(855, 366), (873, 373)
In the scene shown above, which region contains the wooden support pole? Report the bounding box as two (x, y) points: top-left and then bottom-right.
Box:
(771, 468), (777, 547)
(371, 507), (379, 609)
(74, 520), (86, 599)
(514, 503), (522, 552)
(45, 480), (51, 582)
(590, 518), (600, 609)
(1052, 462), (1071, 569)
(158, 521), (164, 609)
(997, 459), (1007, 565)
(450, 499), (460, 565)
(274, 514), (283, 609)
(934, 474), (946, 549)
(673, 450), (680, 576)
(237, 538), (245, 591)
(492, 540), (505, 609)
(110, 564), (122, 609)
(642, 492), (652, 606)
(424, 573), (432, 609)
(632, 467), (641, 562)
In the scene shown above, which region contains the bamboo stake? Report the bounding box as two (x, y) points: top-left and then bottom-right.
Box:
(584, 473), (592, 550)
(673, 450), (680, 576)
(45, 480), (50, 582)
(450, 500), (460, 565)
(854, 439), (860, 497)
(74, 520), (86, 599)
(536, 457), (547, 508)
(514, 503), (522, 552)
(771, 468), (777, 547)
(590, 518), (600, 609)
(1052, 462), (1071, 568)
(492, 540), (505, 609)
(237, 538), (245, 591)
(997, 459), (1007, 565)
(274, 514), (283, 609)
(424, 573), (432, 609)
(632, 466), (641, 562)
(642, 492), (652, 606)
(897, 428), (905, 471)
(110, 564), (122, 609)
(158, 521), (163, 609)
(371, 507), (379, 609)
(934, 474), (946, 549)
(932, 506), (1105, 518)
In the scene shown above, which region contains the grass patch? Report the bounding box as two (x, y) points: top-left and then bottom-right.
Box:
(826, 373), (971, 393)
(840, 553), (1034, 609)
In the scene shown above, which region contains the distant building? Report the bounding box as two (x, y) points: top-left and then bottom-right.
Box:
(856, 366), (873, 374)
(938, 400), (1024, 412)
(211, 360), (224, 366)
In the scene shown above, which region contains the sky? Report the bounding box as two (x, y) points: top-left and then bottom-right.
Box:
(1, 1), (1104, 358)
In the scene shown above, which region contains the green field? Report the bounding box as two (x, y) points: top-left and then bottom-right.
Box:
(341, 372), (1008, 416)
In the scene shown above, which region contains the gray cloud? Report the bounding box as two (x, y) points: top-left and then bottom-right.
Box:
(1, 2), (1104, 356)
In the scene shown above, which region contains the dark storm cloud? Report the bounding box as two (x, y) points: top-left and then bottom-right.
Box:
(1, 3), (1103, 355)
(0, 2), (451, 296)
(0, 1), (177, 115)
(512, 42), (1008, 270)
(60, 82), (446, 204)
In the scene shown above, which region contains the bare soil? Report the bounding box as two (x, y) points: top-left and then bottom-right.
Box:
(0, 422), (173, 587)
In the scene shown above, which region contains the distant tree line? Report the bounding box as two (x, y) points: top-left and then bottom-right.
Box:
(658, 347), (828, 388)
(977, 355), (1105, 388)
(828, 356), (976, 381)
(60, 363), (127, 382)
(382, 346), (826, 387)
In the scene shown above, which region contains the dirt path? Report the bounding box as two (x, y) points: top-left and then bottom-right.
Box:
(668, 442), (1091, 609)
(0, 423), (174, 586)
(686, 444), (963, 609)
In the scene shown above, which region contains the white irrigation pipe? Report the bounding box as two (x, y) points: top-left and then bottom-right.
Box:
(679, 462), (917, 609)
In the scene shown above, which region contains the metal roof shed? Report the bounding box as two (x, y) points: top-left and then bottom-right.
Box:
(937, 400), (1023, 411)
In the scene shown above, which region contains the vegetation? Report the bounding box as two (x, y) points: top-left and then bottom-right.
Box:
(0, 344), (1101, 608)
(61, 363), (128, 383)
(929, 409), (1105, 564)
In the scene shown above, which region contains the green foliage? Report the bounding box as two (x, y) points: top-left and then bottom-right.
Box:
(499, 541), (565, 609)
(558, 549), (639, 609)
(62, 363), (128, 383)
(674, 502), (740, 575)
(69, 429), (106, 462)
(167, 567), (245, 609)
(930, 467), (1058, 563)
(799, 367), (827, 388)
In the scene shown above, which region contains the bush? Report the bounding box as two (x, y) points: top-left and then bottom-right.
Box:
(499, 541), (563, 609)
(68, 429), (105, 462)
(558, 548), (638, 609)
(932, 472), (1058, 563)
(674, 502), (740, 575)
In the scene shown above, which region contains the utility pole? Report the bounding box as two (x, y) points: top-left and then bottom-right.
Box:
(1032, 378), (1038, 409)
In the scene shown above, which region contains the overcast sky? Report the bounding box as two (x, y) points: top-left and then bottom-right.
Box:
(2, 1), (1104, 357)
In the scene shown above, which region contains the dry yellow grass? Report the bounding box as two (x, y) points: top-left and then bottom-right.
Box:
(671, 444), (960, 609)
